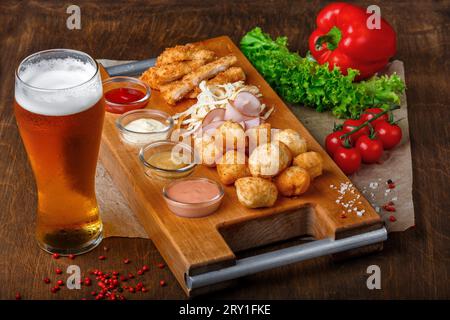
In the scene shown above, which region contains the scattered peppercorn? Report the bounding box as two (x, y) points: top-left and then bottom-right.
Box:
(40, 253), (168, 299)
(15, 292), (21, 300)
(389, 215), (397, 222)
(84, 278), (92, 286)
(387, 179), (396, 189)
(383, 204), (396, 212)
(120, 275), (127, 282)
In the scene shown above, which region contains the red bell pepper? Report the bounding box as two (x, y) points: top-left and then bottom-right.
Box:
(309, 2), (396, 80)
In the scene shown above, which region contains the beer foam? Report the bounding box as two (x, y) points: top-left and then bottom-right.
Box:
(15, 58), (102, 116)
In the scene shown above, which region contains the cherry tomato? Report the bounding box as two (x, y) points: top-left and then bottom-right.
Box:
(374, 121), (403, 150)
(325, 130), (345, 156)
(355, 135), (384, 164)
(333, 146), (361, 175)
(359, 108), (389, 127)
(342, 119), (370, 143)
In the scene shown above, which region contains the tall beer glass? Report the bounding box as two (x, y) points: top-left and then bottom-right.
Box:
(14, 49), (105, 255)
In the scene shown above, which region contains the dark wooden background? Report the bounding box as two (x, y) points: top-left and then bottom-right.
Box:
(0, 0), (449, 300)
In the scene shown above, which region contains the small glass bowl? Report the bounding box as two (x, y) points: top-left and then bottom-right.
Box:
(103, 76), (151, 114)
(162, 178), (224, 218)
(139, 141), (196, 179)
(116, 109), (174, 147)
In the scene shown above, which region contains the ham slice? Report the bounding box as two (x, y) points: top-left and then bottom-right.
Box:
(197, 92), (265, 138)
(232, 91), (262, 117)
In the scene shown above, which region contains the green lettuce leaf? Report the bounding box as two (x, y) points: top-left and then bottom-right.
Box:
(240, 27), (405, 119)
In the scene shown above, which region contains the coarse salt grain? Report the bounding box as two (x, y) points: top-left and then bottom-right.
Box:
(369, 182), (378, 189)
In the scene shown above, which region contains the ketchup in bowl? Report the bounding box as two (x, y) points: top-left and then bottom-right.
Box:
(103, 77), (151, 114)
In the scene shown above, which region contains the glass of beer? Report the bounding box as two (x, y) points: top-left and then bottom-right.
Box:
(14, 49), (105, 255)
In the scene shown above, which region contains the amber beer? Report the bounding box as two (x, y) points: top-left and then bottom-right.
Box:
(14, 49), (105, 254)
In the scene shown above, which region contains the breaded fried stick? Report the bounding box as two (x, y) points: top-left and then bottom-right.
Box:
(140, 59), (213, 90)
(160, 55), (238, 104)
(187, 67), (246, 99)
(156, 44), (216, 66)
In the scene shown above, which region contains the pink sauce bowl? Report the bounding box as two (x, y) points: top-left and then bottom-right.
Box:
(162, 178), (224, 218)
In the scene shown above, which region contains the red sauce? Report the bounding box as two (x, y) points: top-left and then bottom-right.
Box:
(104, 87), (148, 114)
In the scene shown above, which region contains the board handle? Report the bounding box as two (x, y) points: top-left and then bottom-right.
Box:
(185, 227), (387, 290)
(104, 58), (156, 76)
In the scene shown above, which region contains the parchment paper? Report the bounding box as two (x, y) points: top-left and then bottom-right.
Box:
(97, 59), (414, 238)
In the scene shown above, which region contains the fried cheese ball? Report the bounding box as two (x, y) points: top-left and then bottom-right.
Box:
(273, 128), (307, 157)
(235, 177), (278, 208)
(274, 166), (311, 197)
(194, 135), (220, 167)
(216, 150), (251, 185)
(217, 121), (246, 153)
(293, 151), (323, 179)
(248, 142), (292, 178)
(246, 123), (272, 153)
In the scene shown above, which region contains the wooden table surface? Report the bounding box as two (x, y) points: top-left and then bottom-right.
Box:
(0, 0), (449, 300)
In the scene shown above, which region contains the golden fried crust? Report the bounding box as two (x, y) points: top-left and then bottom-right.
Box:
(217, 121), (246, 153)
(293, 151), (323, 179)
(141, 42), (245, 105)
(139, 68), (161, 90)
(274, 129), (307, 157)
(274, 166), (311, 197)
(248, 142), (292, 178)
(216, 150), (250, 185)
(156, 44), (216, 66)
(160, 55), (238, 105)
(247, 123), (272, 153)
(235, 177), (278, 208)
(194, 135), (219, 167)
(187, 67), (246, 99)
(155, 59), (213, 82)
(159, 80), (186, 105)
(141, 59), (214, 90)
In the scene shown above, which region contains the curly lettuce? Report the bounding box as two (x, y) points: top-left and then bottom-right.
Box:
(240, 27), (405, 119)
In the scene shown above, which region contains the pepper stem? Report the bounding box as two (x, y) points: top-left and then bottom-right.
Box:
(316, 26), (342, 51)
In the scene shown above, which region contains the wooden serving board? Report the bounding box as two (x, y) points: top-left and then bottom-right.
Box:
(99, 36), (383, 296)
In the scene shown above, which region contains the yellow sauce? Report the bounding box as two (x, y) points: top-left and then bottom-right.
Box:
(147, 151), (189, 171)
